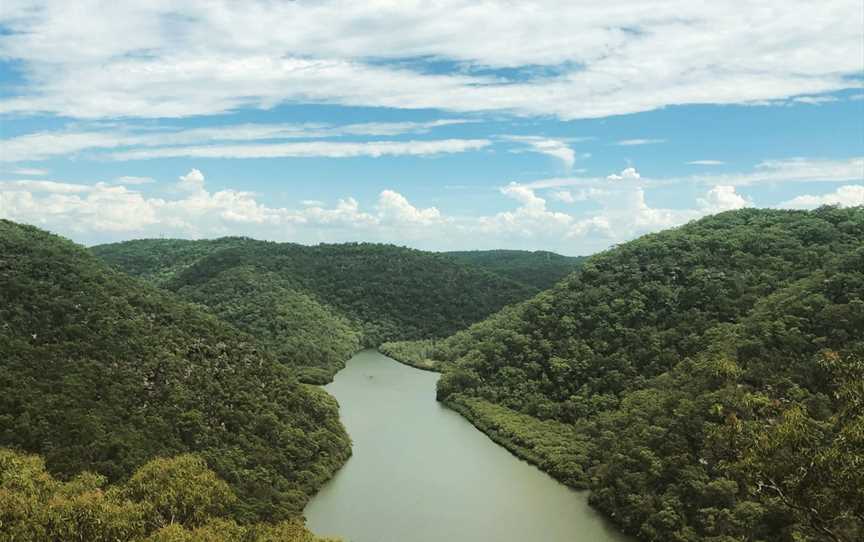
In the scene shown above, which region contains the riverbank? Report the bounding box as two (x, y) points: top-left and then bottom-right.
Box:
(306, 350), (631, 542)
(379, 346), (594, 487)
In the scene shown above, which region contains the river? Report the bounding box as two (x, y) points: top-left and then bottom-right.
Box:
(304, 349), (632, 542)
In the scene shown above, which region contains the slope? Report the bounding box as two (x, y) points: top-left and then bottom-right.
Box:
(444, 249), (585, 290)
(383, 207), (864, 542)
(0, 220), (351, 522)
(94, 239), (541, 381)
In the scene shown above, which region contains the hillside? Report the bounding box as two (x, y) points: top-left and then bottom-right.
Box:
(94, 239), (541, 381)
(444, 249), (585, 290)
(90, 237), (251, 286)
(0, 449), (339, 541)
(382, 207), (864, 542)
(0, 220), (351, 522)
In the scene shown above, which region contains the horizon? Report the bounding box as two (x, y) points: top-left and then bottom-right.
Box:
(1, 1), (863, 256)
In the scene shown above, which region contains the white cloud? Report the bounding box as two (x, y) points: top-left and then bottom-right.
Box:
(0, 122), (480, 163)
(792, 95), (839, 105)
(616, 139), (666, 146)
(0, 131), (129, 162)
(688, 157), (864, 186)
(778, 185), (864, 209)
(478, 183), (573, 237)
(550, 188), (610, 203)
(178, 169), (206, 192)
(377, 190), (446, 226)
(551, 190), (576, 203)
(109, 139), (492, 161)
(698, 185), (751, 212)
(0, 1), (860, 119)
(0, 169), (444, 243)
(607, 167), (641, 181)
(502, 136), (578, 169)
(567, 187), (694, 240)
(10, 168), (49, 176)
(687, 160), (725, 166)
(0, 180), (94, 194)
(1, 164), (860, 255)
(112, 175), (155, 185)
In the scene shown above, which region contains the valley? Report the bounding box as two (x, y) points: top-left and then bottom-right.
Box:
(1, 207), (862, 542)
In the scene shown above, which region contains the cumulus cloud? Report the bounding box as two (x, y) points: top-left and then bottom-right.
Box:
(377, 190), (445, 226)
(0, 169), (446, 243)
(178, 169), (206, 192)
(550, 188), (610, 203)
(607, 167), (641, 181)
(0, 1), (859, 119)
(1, 164), (860, 255)
(698, 185), (751, 212)
(551, 190), (576, 203)
(477, 183), (573, 237)
(778, 185), (864, 209)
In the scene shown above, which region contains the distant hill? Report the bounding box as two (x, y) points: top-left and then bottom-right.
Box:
(0, 220), (351, 522)
(444, 249), (585, 290)
(382, 207), (864, 542)
(94, 239), (550, 381)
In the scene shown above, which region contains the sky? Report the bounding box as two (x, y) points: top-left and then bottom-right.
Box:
(0, 1), (862, 256)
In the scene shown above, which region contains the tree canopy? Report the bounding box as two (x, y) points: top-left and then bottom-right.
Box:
(0, 220), (351, 522)
(94, 239), (551, 381)
(0, 449), (339, 541)
(383, 206), (864, 542)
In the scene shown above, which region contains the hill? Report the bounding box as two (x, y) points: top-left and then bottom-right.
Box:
(444, 249), (585, 290)
(94, 239), (542, 381)
(0, 220), (351, 522)
(381, 207), (864, 542)
(0, 449), (339, 541)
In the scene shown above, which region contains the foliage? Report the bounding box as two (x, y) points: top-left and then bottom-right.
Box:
(444, 249), (585, 291)
(0, 220), (351, 522)
(172, 266), (361, 383)
(388, 207), (864, 541)
(0, 449), (339, 542)
(95, 238), (542, 353)
(91, 238), (251, 287)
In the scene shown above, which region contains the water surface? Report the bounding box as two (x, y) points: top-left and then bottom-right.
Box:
(305, 349), (631, 542)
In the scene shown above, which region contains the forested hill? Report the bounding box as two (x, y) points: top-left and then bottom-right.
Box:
(444, 249), (585, 290)
(0, 220), (351, 524)
(94, 239), (544, 381)
(381, 206), (864, 542)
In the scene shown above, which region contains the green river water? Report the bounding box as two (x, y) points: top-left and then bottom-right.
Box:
(305, 349), (632, 542)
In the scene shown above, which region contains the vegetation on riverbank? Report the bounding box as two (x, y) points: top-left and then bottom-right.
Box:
(387, 207), (864, 542)
(94, 239), (554, 381)
(0, 220), (351, 523)
(0, 449), (338, 541)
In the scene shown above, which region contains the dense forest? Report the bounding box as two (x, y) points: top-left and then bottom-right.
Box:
(0, 220), (350, 525)
(0, 449), (338, 541)
(443, 249), (584, 290)
(382, 207), (864, 542)
(94, 239), (548, 381)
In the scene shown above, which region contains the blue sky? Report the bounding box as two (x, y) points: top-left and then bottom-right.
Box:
(1, 1), (862, 255)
